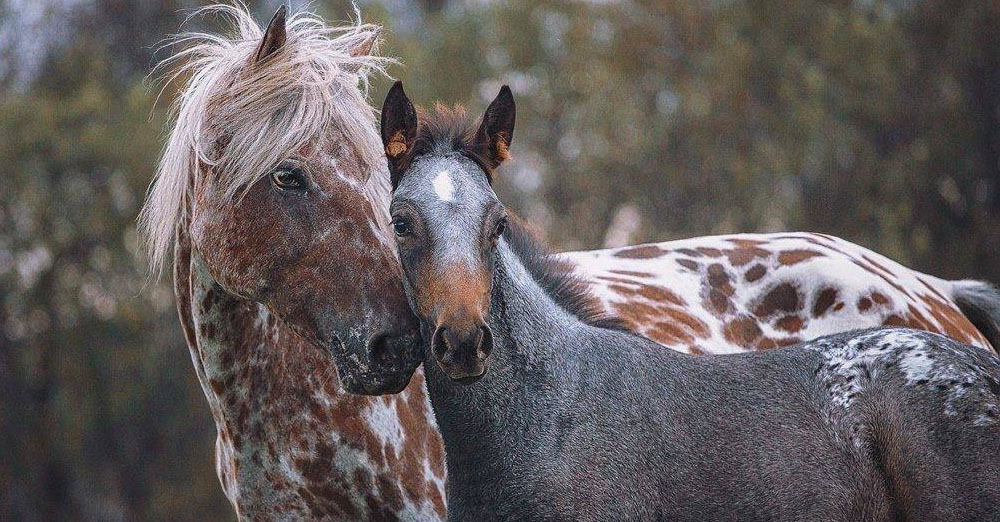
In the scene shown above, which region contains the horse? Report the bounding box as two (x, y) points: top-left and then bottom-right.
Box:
(141, 4), (1000, 520)
(139, 5), (445, 520)
(382, 82), (1000, 520)
(564, 233), (1000, 353)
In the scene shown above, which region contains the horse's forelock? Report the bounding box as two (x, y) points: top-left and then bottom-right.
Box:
(139, 3), (392, 278)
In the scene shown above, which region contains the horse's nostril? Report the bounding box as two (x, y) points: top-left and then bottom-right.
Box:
(478, 325), (493, 359)
(368, 333), (391, 366)
(432, 326), (449, 360)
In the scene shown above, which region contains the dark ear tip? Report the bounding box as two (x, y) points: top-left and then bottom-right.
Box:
(256, 4), (288, 63)
(385, 81), (410, 108)
(273, 4), (288, 21)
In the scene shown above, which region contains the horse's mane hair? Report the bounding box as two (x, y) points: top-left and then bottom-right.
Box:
(411, 104), (624, 330)
(139, 2), (392, 276)
(398, 103), (499, 181)
(501, 216), (626, 330)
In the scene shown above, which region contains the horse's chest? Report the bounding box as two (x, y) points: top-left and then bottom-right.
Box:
(219, 413), (444, 521)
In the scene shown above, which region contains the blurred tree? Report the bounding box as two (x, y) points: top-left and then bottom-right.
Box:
(375, 0), (1000, 278)
(1, 0), (998, 520)
(0, 3), (230, 521)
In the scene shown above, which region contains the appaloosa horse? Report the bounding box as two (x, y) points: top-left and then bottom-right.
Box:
(567, 233), (1000, 354)
(383, 83), (1000, 521)
(142, 4), (1000, 520)
(141, 5), (445, 520)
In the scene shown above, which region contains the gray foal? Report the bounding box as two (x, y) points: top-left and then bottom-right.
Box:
(382, 81), (1000, 521)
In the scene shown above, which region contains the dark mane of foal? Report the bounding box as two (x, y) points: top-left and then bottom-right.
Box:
(400, 104), (500, 182)
(501, 216), (626, 330)
(410, 104), (625, 330)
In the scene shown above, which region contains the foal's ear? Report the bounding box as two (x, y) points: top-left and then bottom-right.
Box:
(381, 81), (418, 188)
(255, 5), (288, 63)
(476, 85), (515, 170)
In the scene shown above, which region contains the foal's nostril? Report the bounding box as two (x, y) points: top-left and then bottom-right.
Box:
(478, 325), (493, 359)
(432, 326), (450, 360)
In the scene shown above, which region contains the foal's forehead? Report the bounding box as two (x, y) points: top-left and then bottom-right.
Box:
(394, 153), (496, 211)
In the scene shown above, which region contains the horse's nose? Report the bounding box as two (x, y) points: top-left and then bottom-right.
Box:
(367, 324), (421, 365)
(431, 322), (493, 382)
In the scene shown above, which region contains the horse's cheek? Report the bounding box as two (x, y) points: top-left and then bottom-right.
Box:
(191, 188), (297, 299)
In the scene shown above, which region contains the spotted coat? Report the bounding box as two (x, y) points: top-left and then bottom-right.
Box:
(179, 229), (994, 520)
(175, 229), (995, 520)
(565, 232), (992, 354)
(809, 328), (1000, 432)
(174, 231), (447, 521)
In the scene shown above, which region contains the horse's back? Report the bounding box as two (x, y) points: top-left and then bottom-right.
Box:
(446, 325), (1000, 521)
(564, 232), (992, 353)
(584, 326), (1000, 521)
(526, 332), (887, 521)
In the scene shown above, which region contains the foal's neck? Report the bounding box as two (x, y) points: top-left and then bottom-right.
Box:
(492, 240), (584, 352)
(425, 240), (644, 508)
(425, 240), (587, 425)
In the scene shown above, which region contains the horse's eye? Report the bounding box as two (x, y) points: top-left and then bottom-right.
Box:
(494, 217), (507, 237)
(392, 218), (413, 237)
(271, 167), (305, 190)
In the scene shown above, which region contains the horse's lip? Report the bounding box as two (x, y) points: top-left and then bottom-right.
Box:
(342, 369), (415, 395)
(453, 371), (486, 385)
(376, 373), (414, 394)
(321, 334), (421, 395)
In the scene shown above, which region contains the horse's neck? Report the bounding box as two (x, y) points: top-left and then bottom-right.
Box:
(490, 241), (585, 363)
(426, 243), (684, 512)
(173, 230), (448, 519)
(174, 230), (346, 513)
(174, 231), (318, 425)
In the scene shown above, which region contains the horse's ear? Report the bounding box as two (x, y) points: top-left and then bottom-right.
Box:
(342, 24), (381, 74)
(381, 81), (418, 188)
(255, 5), (288, 63)
(476, 85), (515, 169)
(348, 25), (381, 59)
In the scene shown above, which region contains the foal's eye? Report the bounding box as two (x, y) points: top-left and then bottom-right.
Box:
(494, 217), (507, 237)
(271, 167), (306, 190)
(392, 218), (413, 237)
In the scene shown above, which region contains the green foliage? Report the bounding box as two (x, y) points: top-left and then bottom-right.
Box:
(0, 25), (227, 522)
(376, 0), (1000, 271)
(1, 0), (997, 520)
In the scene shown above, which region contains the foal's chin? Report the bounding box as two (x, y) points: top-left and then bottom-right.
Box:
(453, 372), (486, 385)
(439, 363), (488, 385)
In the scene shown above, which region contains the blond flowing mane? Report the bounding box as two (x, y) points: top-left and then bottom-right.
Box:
(139, 2), (392, 276)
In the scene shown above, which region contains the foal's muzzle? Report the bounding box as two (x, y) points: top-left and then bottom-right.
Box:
(431, 322), (493, 383)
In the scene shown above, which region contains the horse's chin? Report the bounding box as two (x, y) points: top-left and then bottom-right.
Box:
(338, 368), (416, 396)
(453, 372), (486, 385)
(319, 333), (422, 395)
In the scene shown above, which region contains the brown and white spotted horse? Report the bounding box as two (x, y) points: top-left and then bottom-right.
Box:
(141, 6), (445, 520)
(566, 233), (1000, 355)
(142, 4), (1000, 521)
